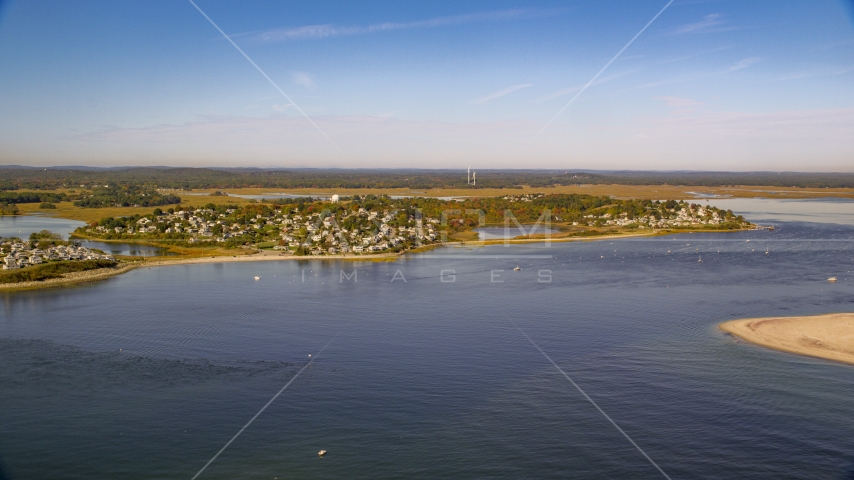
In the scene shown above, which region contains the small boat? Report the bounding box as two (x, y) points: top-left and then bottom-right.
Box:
(514, 266), (521, 271)
(318, 450), (327, 457)
(254, 276), (261, 281)
(698, 255), (702, 263)
(828, 277), (837, 282)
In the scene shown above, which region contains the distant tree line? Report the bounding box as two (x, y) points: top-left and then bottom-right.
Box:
(3, 166), (854, 190)
(72, 185), (181, 208)
(0, 191), (67, 203)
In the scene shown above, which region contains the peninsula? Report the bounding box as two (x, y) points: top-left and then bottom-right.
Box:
(67, 194), (750, 253)
(721, 313), (854, 365)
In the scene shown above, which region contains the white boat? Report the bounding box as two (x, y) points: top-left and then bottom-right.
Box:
(318, 450), (327, 457)
(698, 255), (702, 263)
(828, 277), (837, 282)
(254, 276), (261, 281)
(514, 266), (521, 271)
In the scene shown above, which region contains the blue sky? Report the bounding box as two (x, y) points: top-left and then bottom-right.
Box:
(0, 0), (852, 170)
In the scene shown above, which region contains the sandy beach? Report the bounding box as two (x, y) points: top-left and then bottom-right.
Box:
(721, 313), (854, 365)
(0, 250), (403, 291)
(138, 250), (403, 267)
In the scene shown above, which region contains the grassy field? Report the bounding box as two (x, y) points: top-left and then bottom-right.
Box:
(15, 195), (259, 223)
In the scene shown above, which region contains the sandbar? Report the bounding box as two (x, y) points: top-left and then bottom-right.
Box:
(720, 313), (854, 365)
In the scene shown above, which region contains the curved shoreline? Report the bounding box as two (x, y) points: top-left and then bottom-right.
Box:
(0, 251), (405, 291)
(1, 226), (754, 292)
(721, 313), (854, 365)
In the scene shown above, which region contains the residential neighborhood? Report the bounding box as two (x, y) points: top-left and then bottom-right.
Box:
(1, 240), (115, 270)
(70, 194), (749, 257)
(78, 202), (441, 256)
(583, 205), (726, 229)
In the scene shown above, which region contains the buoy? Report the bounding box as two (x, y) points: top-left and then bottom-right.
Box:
(318, 450), (327, 457)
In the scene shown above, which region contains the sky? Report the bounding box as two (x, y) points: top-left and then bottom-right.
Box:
(0, 0), (853, 170)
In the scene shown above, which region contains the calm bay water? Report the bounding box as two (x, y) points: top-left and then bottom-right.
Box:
(475, 224), (558, 240)
(0, 214), (85, 239)
(0, 215), (173, 256)
(2, 200), (854, 479)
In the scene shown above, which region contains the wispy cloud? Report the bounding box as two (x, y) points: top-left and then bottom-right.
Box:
(248, 8), (565, 43)
(669, 13), (732, 35)
(639, 107), (854, 140)
(778, 65), (854, 81)
(291, 71), (315, 89)
(76, 115), (540, 144)
(535, 69), (638, 102)
(636, 57), (761, 89)
(652, 45), (735, 66)
(813, 38), (854, 51)
(657, 96), (703, 107)
(724, 56), (761, 72)
(271, 103), (293, 112)
(471, 84), (533, 104)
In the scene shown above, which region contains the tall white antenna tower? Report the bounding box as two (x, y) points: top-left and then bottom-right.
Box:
(473, 171), (476, 186)
(467, 166), (471, 185)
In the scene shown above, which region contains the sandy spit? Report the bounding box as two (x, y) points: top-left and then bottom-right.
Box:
(720, 313), (854, 365)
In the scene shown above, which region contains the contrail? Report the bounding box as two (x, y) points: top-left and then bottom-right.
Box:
(188, 0), (345, 156)
(535, 0), (674, 138)
(512, 322), (672, 480)
(191, 340), (332, 479)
